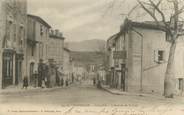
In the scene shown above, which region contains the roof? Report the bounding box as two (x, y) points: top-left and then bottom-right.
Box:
(121, 19), (166, 32)
(122, 19), (184, 32)
(28, 14), (51, 28)
(64, 47), (70, 52)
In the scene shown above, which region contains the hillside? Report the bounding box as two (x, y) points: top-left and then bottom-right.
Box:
(66, 39), (106, 52)
(70, 51), (104, 65)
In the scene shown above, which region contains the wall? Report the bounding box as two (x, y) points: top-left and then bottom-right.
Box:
(128, 28), (170, 94)
(127, 30), (142, 92)
(26, 15), (50, 85)
(0, 0), (27, 88)
(47, 37), (64, 66)
(0, 1), (4, 89)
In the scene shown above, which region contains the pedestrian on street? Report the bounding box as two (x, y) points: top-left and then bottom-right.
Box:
(34, 70), (38, 88)
(38, 59), (44, 87)
(45, 64), (50, 88)
(23, 76), (28, 89)
(56, 68), (60, 86)
(72, 73), (74, 83)
(93, 77), (96, 86)
(97, 80), (102, 89)
(61, 78), (64, 87)
(65, 79), (68, 87)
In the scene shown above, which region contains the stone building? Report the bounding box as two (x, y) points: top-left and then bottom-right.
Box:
(107, 19), (184, 95)
(26, 14), (51, 85)
(0, 0), (27, 89)
(48, 30), (65, 68)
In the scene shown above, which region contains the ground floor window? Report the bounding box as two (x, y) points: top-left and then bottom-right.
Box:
(178, 78), (183, 90)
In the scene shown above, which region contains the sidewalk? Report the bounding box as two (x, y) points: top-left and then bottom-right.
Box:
(101, 85), (166, 100)
(0, 84), (75, 95)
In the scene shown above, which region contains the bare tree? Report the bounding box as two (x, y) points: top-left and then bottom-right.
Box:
(135, 0), (184, 98)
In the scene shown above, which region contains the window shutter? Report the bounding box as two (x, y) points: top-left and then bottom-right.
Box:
(154, 50), (158, 63)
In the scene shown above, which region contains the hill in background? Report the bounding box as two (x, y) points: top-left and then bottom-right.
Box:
(66, 39), (106, 52)
(70, 51), (104, 65)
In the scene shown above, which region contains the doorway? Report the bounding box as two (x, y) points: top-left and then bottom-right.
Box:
(2, 51), (13, 88)
(121, 64), (126, 91)
(15, 54), (23, 85)
(29, 62), (34, 85)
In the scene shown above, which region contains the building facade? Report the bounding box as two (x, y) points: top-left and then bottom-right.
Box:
(48, 30), (65, 68)
(0, 0), (27, 89)
(63, 48), (73, 82)
(26, 14), (51, 85)
(107, 19), (184, 95)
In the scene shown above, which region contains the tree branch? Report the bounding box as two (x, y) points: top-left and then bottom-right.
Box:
(149, 0), (169, 28)
(137, 0), (159, 25)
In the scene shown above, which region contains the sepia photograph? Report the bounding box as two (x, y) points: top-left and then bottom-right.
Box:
(0, 0), (184, 115)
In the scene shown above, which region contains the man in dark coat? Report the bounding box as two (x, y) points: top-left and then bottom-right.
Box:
(23, 76), (28, 89)
(72, 73), (74, 83)
(61, 78), (64, 87)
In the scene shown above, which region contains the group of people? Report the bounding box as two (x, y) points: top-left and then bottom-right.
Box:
(23, 59), (70, 89)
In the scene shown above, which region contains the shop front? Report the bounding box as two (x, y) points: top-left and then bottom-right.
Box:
(2, 49), (14, 89)
(15, 53), (24, 85)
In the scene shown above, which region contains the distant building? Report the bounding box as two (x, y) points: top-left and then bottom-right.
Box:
(107, 19), (184, 95)
(63, 48), (72, 82)
(0, 0), (27, 89)
(26, 14), (51, 85)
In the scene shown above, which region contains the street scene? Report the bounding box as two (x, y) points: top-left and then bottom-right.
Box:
(1, 0), (184, 115)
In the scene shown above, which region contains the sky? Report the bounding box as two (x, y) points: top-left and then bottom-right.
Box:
(28, 0), (142, 41)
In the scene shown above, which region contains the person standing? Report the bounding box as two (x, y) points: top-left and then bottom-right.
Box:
(33, 70), (38, 88)
(93, 77), (96, 86)
(45, 64), (50, 88)
(72, 73), (74, 83)
(61, 77), (64, 87)
(38, 59), (44, 87)
(23, 76), (28, 89)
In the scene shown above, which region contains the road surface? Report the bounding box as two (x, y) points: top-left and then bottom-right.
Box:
(0, 80), (184, 115)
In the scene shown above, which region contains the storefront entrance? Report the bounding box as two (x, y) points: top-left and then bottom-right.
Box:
(29, 62), (35, 85)
(2, 49), (14, 88)
(15, 54), (23, 85)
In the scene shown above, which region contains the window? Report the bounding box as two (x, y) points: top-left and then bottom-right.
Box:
(3, 53), (13, 78)
(178, 78), (183, 90)
(158, 50), (164, 61)
(40, 25), (43, 36)
(18, 26), (24, 46)
(166, 32), (172, 42)
(13, 23), (16, 42)
(154, 50), (165, 64)
(31, 46), (34, 56)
